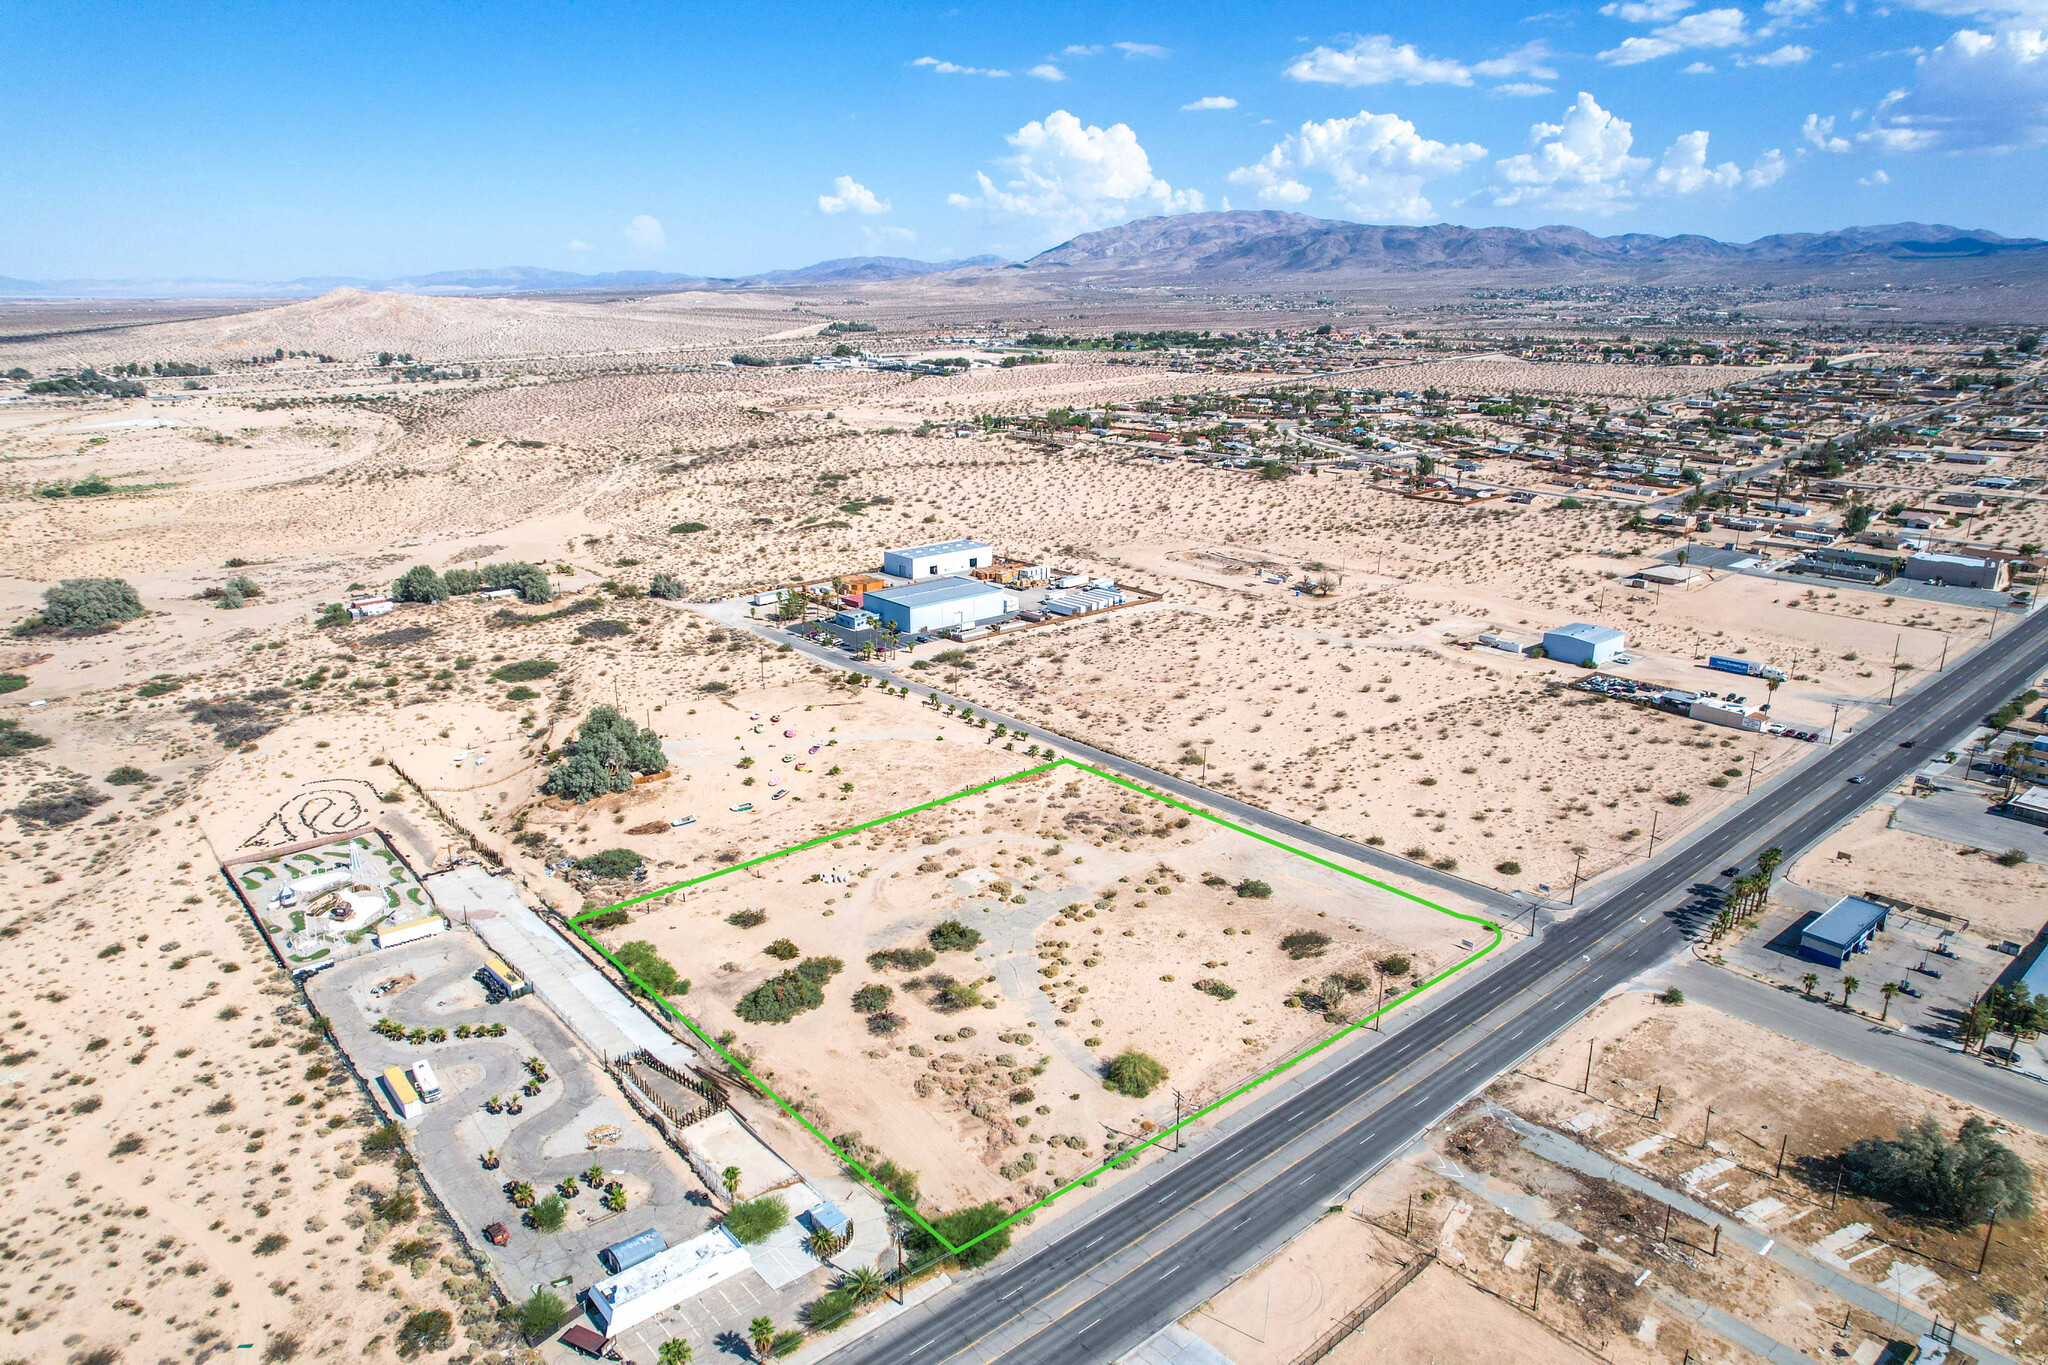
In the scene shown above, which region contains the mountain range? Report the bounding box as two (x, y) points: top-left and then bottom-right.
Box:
(1015, 211), (2048, 282)
(6, 214), (2047, 299)
(0, 254), (1009, 300)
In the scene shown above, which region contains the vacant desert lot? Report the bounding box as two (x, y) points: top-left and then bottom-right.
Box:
(590, 762), (1484, 1211)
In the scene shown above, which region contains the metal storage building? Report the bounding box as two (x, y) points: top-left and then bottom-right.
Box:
(1541, 622), (1626, 668)
(882, 538), (994, 579)
(374, 914), (447, 950)
(1799, 894), (1889, 967)
(586, 1227), (751, 1336)
(1902, 552), (2009, 591)
(1689, 697), (1765, 731)
(598, 1228), (668, 1275)
(481, 954), (530, 999)
(862, 576), (1013, 634)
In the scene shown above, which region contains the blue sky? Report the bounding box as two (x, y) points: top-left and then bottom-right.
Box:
(4, 0), (2045, 279)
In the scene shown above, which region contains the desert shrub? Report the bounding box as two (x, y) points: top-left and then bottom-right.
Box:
(851, 983), (893, 1014)
(866, 1011), (905, 1035)
(1103, 1049), (1167, 1098)
(577, 847), (644, 879)
(9, 781), (106, 828)
(648, 573), (686, 599)
(1495, 860), (1522, 875)
(614, 941), (686, 997)
(727, 908), (768, 928)
(105, 764), (152, 785)
(0, 720), (53, 758)
(1376, 954), (1412, 977)
(795, 955), (843, 984)
(514, 1289), (570, 1342)
(1194, 979), (1236, 1000)
(724, 1195), (789, 1243)
(867, 947), (935, 972)
(542, 705), (669, 802)
(505, 684), (539, 701)
(736, 971), (825, 1024)
(30, 576), (144, 631)
(390, 564), (447, 603)
(904, 1201), (1011, 1268)
(581, 907), (630, 930)
(671, 521), (710, 534)
(482, 560), (555, 603)
(372, 1188), (419, 1224)
(0, 674), (26, 693)
(765, 937), (801, 960)
(361, 1123), (403, 1154)
(1280, 930), (1331, 960)
(1993, 848), (2030, 867)
(929, 920), (982, 952)
(1842, 1116), (2032, 1225)
(528, 1193), (567, 1232)
(935, 981), (983, 1011)
(253, 1232), (289, 1255)
(489, 659), (557, 682)
(577, 618), (632, 641)
(397, 1308), (455, 1357)
(1235, 879), (1272, 899)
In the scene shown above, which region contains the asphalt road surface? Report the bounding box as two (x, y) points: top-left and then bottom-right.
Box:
(818, 604), (2048, 1365)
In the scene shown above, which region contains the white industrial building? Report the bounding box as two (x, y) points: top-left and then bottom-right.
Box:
(586, 1227), (752, 1336)
(1542, 622), (1627, 668)
(862, 576), (1014, 634)
(374, 914), (447, 950)
(882, 538), (995, 579)
(1690, 696), (1765, 731)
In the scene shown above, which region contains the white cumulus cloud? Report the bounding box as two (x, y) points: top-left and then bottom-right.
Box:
(1115, 41), (1170, 58)
(1652, 129), (1745, 191)
(1493, 81), (1558, 95)
(1491, 92), (1652, 209)
(1601, 6), (1752, 63)
(818, 176), (889, 215)
(911, 56), (1010, 77)
(566, 239), (592, 252)
(1738, 43), (1814, 64)
(948, 109), (1202, 235)
(1863, 25), (2048, 151)
(1802, 112), (1853, 150)
(1859, 168), (1891, 183)
(1285, 33), (1474, 86)
(1028, 63), (1066, 81)
(1601, 0), (1696, 21)
(1182, 95), (1239, 110)
(1683, 60), (1718, 71)
(622, 215), (665, 252)
(1474, 40), (1561, 79)
(1228, 110), (1487, 221)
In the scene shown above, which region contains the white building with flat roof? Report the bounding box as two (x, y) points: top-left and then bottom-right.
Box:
(883, 538), (994, 579)
(586, 1227), (752, 1336)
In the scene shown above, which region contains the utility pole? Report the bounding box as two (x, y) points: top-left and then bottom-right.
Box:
(1532, 1265), (1544, 1312)
(1583, 1039), (1594, 1094)
(1938, 631), (1950, 672)
(1171, 1090), (1185, 1152)
(1703, 1105), (1714, 1148)
(1828, 701), (1842, 746)
(1746, 747), (1761, 795)
(1647, 809), (1660, 861)
(1201, 739), (1212, 784)
(1978, 1203), (2001, 1274)
(1569, 852), (1585, 905)
(1652, 1084), (1662, 1121)
(1887, 634), (1902, 705)
(1776, 1134), (1788, 1179)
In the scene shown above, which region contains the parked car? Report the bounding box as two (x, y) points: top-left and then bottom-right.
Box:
(482, 1222), (509, 1246)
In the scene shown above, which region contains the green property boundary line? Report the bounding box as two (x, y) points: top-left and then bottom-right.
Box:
(567, 756), (1502, 1262)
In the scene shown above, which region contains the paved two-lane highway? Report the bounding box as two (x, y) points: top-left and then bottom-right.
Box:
(822, 604), (2048, 1365)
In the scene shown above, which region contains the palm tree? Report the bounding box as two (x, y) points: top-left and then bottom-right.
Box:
(749, 1317), (777, 1360)
(1801, 972), (1820, 998)
(1764, 676), (1781, 712)
(806, 1225), (837, 1259)
(1842, 975), (1860, 1008)
(722, 1166), (743, 1203)
(1756, 846), (1784, 880)
(841, 1266), (887, 1304)
(658, 1340), (693, 1365)
(1880, 981), (1901, 1021)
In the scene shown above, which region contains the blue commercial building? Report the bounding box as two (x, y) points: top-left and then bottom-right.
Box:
(1799, 895), (1889, 967)
(1541, 622), (1627, 668)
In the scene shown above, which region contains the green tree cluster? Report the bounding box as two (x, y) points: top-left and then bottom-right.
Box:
(1103, 1049), (1167, 1098)
(541, 705), (669, 801)
(483, 560), (555, 603)
(614, 940), (687, 997)
(1842, 1116), (2032, 1225)
(28, 576), (144, 631)
(724, 1195), (790, 1243)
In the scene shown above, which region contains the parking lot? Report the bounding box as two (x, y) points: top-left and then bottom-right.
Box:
(307, 933), (712, 1298)
(1722, 895), (2006, 1046)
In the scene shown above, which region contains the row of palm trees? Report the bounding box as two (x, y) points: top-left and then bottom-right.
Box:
(652, 1265), (892, 1363)
(1709, 845), (1784, 940)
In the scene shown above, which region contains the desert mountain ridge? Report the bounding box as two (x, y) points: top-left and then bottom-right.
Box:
(1016, 211), (2048, 282)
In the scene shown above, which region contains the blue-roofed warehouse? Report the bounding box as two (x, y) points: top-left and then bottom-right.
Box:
(1799, 895), (1890, 967)
(862, 576), (1013, 634)
(598, 1227), (668, 1275)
